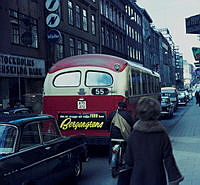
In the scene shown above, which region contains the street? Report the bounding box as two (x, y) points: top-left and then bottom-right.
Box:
(75, 98), (200, 185)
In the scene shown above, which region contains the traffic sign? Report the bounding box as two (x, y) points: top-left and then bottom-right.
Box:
(192, 47), (200, 61)
(45, 0), (60, 12)
(47, 29), (61, 43)
(46, 13), (60, 28)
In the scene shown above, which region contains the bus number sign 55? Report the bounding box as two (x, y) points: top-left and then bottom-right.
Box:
(92, 88), (109, 95)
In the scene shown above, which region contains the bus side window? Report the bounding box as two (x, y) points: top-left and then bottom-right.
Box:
(147, 74), (151, 93)
(131, 70), (136, 95)
(142, 73), (147, 94)
(128, 72), (133, 96)
(155, 77), (160, 93)
(136, 71), (141, 95)
(152, 76), (155, 93)
(150, 75), (153, 93)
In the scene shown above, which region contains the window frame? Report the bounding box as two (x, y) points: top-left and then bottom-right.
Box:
(53, 71), (82, 87)
(85, 70), (113, 87)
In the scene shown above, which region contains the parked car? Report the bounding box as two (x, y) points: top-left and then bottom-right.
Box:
(161, 87), (178, 111)
(177, 91), (187, 106)
(178, 89), (190, 102)
(160, 96), (174, 118)
(2, 107), (32, 114)
(0, 114), (88, 185)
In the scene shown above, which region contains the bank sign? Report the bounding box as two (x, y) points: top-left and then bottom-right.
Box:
(0, 54), (45, 78)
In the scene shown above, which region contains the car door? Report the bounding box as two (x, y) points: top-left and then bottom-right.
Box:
(17, 121), (52, 185)
(39, 119), (71, 184)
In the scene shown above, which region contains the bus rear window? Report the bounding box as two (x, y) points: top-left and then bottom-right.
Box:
(53, 71), (81, 87)
(86, 71), (113, 86)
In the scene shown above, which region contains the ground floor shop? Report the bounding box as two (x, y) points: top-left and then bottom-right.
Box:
(0, 53), (46, 113)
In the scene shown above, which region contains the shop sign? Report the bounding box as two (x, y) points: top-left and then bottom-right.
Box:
(47, 29), (61, 43)
(0, 54), (45, 78)
(46, 13), (60, 28)
(45, 0), (60, 12)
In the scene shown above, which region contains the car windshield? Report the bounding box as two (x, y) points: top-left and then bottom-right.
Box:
(161, 98), (169, 103)
(0, 124), (17, 154)
(161, 92), (176, 97)
(178, 92), (185, 96)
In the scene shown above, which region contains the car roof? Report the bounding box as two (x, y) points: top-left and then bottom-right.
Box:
(0, 114), (55, 127)
(161, 96), (169, 99)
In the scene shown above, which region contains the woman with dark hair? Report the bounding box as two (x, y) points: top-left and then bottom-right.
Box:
(123, 97), (184, 185)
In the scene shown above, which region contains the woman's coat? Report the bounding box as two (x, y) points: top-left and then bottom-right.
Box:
(124, 120), (183, 185)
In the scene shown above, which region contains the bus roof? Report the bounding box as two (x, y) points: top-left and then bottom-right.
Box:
(48, 54), (128, 73)
(48, 54), (160, 77)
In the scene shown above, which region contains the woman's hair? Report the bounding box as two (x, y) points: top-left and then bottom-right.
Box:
(136, 97), (161, 121)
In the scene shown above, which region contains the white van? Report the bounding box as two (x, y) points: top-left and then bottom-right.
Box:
(161, 87), (178, 110)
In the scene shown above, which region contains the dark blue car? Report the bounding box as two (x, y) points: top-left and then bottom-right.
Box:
(0, 114), (88, 185)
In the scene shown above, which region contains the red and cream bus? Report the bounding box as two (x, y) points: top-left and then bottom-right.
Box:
(42, 54), (161, 145)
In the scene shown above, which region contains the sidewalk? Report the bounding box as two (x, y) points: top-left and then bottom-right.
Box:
(168, 100), (200, 185)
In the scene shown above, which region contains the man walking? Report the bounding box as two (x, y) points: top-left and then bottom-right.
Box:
(195, 90), (200, 106)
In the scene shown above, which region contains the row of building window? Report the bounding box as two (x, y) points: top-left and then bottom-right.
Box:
(69, 37), (97, 56)
(68, 0), (96, 35)
(101, 26), (126, 53)
(128, 46), (141, 61)
(126, 25), (142, 43)
(100, 0), (142, 29)
(100, 0), (125, 30)
(54, 35), (97, 62)
(9, 9), (38, 48)
(125, 5), (142, 26)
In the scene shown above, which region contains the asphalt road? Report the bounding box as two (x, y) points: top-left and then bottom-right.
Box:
(73, 100), (192, 185)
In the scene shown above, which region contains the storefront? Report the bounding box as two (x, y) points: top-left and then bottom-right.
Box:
(0, 53), (45, 111)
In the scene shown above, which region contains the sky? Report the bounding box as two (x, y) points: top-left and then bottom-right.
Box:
(137, 0), (200, 64)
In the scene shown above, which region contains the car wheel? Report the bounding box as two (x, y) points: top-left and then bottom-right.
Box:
(112, 167), (119, 178)
(73, 159), (82, 179)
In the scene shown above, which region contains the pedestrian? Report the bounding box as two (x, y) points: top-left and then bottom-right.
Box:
(195, 90), (199, 104)
(107, 101), (135, 140)
(5, 102), (12, 111)
(14, 100), (25, 108)
(123, 97), (184, 185)
(107, 101), (136, 184)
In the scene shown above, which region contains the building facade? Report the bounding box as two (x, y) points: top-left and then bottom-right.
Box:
(0, 0), (46, 109)
(0, 0), (143, 110)
(99, 0), (143, 64)
(0, 0), (183, 110)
